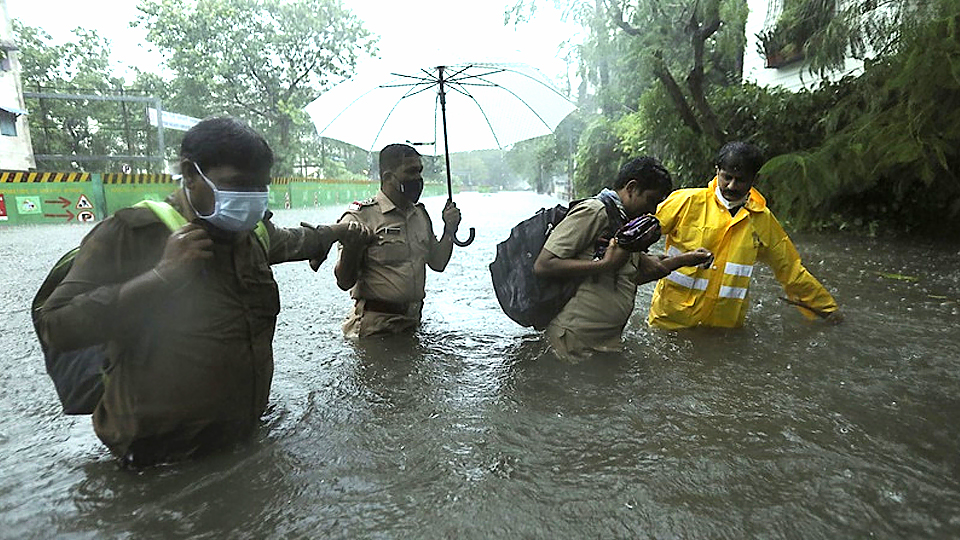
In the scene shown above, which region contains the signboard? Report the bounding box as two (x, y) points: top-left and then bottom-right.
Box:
(147, 107), (201, 132)
(17, 196), (41, 214)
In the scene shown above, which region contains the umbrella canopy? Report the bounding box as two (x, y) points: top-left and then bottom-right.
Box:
(304, 61), (576, 155)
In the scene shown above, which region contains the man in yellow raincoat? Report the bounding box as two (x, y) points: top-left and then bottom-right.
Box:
(648, 141), (843, 329)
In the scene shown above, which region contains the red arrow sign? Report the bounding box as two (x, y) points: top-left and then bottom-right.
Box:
(44, 196), (71, 208)
(44, 210), (75, 222)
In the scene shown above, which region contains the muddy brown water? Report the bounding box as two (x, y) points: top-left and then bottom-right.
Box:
(1, 191), (958, 539)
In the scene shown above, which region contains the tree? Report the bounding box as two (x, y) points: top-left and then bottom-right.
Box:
(14, 22), (160, 172)
(783, 0), (943, 78)
(759, 0), (960, 236)
(509, 1), (745, 129)
(135, 0), (377, 174)
(507, 1), (747, 195)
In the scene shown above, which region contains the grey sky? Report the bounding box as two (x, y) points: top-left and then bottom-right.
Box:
(8, 0), (580, 83)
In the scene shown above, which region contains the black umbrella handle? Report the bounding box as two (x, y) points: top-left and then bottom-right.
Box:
(438, 66), (476, 249)
(453, 227), (475, 247)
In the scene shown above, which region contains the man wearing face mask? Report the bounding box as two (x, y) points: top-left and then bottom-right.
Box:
(335, 143), (461, 338)
(37, 117), (371, 465)
(647, 141), (843, 329)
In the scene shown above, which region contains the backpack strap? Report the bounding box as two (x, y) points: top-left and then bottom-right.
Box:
(131, 200), (270, 254)
(132, 200), (188, 231)
(253, 221), (270, 254)
(587, 192), (627, 285)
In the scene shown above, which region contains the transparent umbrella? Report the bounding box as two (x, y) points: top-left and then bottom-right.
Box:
(305, 60), (577, 246)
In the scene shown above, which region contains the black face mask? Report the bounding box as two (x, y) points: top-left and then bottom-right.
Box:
(399, 179), (423, 204)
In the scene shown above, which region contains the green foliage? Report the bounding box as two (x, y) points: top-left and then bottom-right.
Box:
(15, 22), (159, 173)
(757, 0), (835, 67)
(510, 0), (959, 238)
(619, 86), (709, 185)
(616, 81), (836, 186)
(506, 1), (748, 194)
(802, 0), (943, 78)
(574, 115), (625, 195)
(760, 0), (960, 237)
(135, 0), (377, 175)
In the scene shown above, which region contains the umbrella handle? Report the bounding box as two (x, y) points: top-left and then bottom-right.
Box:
(453, 227), (475, 247)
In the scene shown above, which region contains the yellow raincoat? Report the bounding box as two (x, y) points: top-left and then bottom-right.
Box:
(648, 178), (838, 329)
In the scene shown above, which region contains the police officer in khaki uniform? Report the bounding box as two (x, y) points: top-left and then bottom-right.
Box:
(534, 157), (712, 362)
(335, 143), (461, 338)
(37, 117), (370, 465)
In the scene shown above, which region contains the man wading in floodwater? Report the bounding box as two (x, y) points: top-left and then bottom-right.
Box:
(648, 141), (843, 329)
(335, 143), (462, 338)
(36, 117), (371, 466)
(534, 157), (712, 362)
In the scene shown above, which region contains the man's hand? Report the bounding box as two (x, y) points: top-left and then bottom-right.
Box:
(442, 200), (461, 235)
(600, 238), (631, 271)
(688, 247), (714, 269)
(154, 223), (214, 283)
(332, 221), (375, 247)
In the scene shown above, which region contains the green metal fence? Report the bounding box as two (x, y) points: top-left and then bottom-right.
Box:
(0, 171), (447, 226)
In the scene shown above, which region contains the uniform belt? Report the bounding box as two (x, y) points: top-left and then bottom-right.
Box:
(363, 299), (409, 315)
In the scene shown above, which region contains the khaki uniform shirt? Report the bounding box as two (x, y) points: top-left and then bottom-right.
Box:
(338, 190), (442, 337)
(37, 190), (336, 464)
(542, 198), (639, 361)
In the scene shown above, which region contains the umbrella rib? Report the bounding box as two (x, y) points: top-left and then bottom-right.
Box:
(368, 83), (437, 150)
(390, 71), (440, 84)
(312, 84), (391, 137)
(445, 67), (505, 84)
(459, 70), (571, 132)
(443, 82), (504, 149)
(380, 82), (438, 100)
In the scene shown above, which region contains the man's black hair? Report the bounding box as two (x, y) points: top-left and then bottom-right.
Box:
(180, 117), (274, 183)
(379, 143), (421, 179)
(614, 156), (672, 193)
(716, 141), (764, 178)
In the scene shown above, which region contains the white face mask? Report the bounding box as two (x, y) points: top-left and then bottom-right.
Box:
(186, 162), (269, 232)
(715, 184), (748, 210)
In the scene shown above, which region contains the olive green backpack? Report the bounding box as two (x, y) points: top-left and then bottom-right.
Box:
(31, 201), (268, 414)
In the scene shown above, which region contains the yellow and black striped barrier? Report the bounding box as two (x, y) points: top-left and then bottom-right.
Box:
(0, 171), (90, 183)
(103, 173), (176, 184)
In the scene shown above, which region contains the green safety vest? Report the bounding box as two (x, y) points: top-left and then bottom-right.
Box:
(132, 200), (270, 253)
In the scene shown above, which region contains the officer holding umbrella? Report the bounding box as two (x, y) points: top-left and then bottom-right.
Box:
(334, 143), (461, 338)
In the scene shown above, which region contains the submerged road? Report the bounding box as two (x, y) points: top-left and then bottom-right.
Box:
(1, 191), (959, 539)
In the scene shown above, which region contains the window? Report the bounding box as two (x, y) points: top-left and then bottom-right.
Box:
(0, 40), (17, 72)
(764, 0), (784, 29)
(0, 111), (17, 136)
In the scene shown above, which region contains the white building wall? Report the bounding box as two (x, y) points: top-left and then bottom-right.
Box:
(0, 0), (35, 170)
(743, 0), (864, 92)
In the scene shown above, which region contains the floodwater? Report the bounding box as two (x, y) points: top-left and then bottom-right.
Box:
(1, 191), (958, 539)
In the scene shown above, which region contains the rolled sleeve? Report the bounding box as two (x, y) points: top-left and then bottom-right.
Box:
(543, 200), (606, 259)
(265, 217), (337, 265)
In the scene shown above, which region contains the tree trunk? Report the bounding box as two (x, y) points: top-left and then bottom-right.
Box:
(595, 0), (613, 116)
(686, 15), (726, 145)
(651, 52), (702, 135)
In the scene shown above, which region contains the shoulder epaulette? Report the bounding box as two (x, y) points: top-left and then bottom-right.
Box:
(348, 198), (376, 211)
